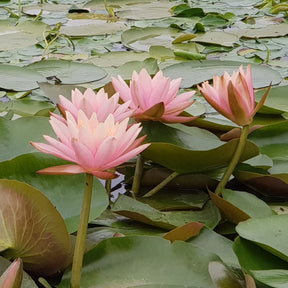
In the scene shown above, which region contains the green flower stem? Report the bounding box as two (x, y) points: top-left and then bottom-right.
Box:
(215, 125), (249, 196)
(132, 154), (144, 196)
(71, 173), (94, 288)
(143, 171), (180, 198)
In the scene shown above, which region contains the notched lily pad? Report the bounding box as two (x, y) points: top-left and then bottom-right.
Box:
(27, 59), (107, 85)
(0, 179), (71, 277)
(0, 64), (46, 91)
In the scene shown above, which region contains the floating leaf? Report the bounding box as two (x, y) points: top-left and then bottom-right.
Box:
(60, 19), (127, 36)
(59, 235), (220, 288)
(141, 122), (259, 174)
(0, 116), (52, 162)
(0, 64), (46, 91)
(0, 179), (71, 277)
(0, 99), (55, 116)
(233, 237), (288, 272)
(255, 85), (288, 115)
(27, 59), (107, 85)
(251, 269), (288, 288)
(163, 60), (282, 89)
(189, 227), (240, 267)
(121, 26), (179, 51)
(221, 189), (275, 218)
(236, 214), (288, 262)
(0, 20), (49, 51)
(112, 195), (221, 230)
(138, 186), (210, 210)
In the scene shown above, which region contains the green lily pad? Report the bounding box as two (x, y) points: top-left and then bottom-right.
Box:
(59, 235), (220, 288)
(251, 269), (288, 288)
(0, 152), (108, 233)
(141, 122), (259, 174)
(255, 85), (288, 115)
(0, 64), (46, 91)
(0, 179), (71, 277)
(230, 23), (288, 39)
(27, 59), (107, 85)
(189, 227), (240, 267)
(0, 116), (53, 162)
(60, 19), (127, 36)
(233, 237), (288, 272)
(248, 121), (288, 163)
(138, 188), (209, 211)
(221, 189), (275, 218)
(0, 20), (50, 51)
(112, 194), (221, 230)
(121, 26), (180, 51)
(236, 214), (288, 262)
(0, 99), (55, 116)
(163, 60), (282, 89)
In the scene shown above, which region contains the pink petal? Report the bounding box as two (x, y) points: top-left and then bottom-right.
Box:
(106, 143), (150, 168)
(71, 139), (95, 170)
(111, 76), (132, 103)
(59, 95), (78, 119)
(37, 164), (87, 175)
(90, 170), (118, 179)
(166, 78), (182, 102)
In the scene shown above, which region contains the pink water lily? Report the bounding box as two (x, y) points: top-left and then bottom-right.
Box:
(197, 65), (269, 126)
(58, 88), (133, 122)
(31, 111), (150, 179)
(111, 69), (197, 123)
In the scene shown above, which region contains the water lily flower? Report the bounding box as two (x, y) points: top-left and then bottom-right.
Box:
(31, 111), (150, 179)
(58, 88), (133, 122)
(197, 65), (270, 126)
(111, 69), (197, 123)
(0, 259), (23, 288)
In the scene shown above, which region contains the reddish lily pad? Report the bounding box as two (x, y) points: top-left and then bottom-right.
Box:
(0, 179), (71, 277)
(234, 171), (288, 197)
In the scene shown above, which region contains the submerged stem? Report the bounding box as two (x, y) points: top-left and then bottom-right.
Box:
(143, 171), (179, 198)
(70, 173), (94, 288)
(215, 125), (249, 196)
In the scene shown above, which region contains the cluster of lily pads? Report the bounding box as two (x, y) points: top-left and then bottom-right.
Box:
(1, 0), (288, 288)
